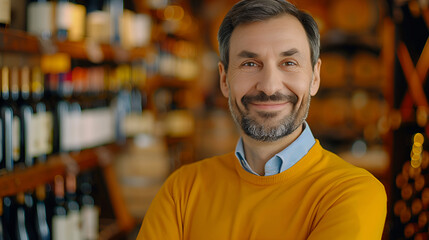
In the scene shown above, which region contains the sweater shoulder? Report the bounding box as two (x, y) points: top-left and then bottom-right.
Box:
(315, 145), (385, 190)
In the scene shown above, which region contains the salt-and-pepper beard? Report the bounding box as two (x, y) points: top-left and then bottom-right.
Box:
(228, 88), (311, 142)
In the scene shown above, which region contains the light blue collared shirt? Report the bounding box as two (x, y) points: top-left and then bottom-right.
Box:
(235, 122), (316, 176)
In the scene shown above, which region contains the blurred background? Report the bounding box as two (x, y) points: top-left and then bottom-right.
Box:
(0, 0), (428, 239)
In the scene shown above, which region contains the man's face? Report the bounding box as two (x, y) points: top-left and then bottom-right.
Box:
(219, 14), (321, 142)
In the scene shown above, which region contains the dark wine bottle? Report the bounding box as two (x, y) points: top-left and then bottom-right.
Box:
(34, 185), (50, 240)
(1, 66), (14, 172)
(17, 66), (34, 168)
(2, 197), (14, 240)
(9, 67), (22, 169)
(78, 171), (99, 240)
(15, 192), (29, 240)
(0, 197), (11, 240)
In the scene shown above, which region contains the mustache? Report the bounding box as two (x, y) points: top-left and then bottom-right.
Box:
(241, 92), (298, 108)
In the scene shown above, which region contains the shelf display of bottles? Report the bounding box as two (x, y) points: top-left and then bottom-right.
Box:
(0, 0), (202, 237)
(0, 52), (147, 238)
(0, 168), (107, 240)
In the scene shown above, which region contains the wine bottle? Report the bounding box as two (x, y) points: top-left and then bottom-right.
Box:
(9, 67), (22, 169)
(23, 192), (39, 240)
(2, 197), (14, 240)
(65, 173), (81, 240)
(68, 0), (86, 42)
(1, 67), (15, 239)
(62, 71), (82, 152)
(15, 192), (29, 240)
(1, 66), (14, 172)
(0, 0), (11, 28)
(45, 73), (62, 154)
(51, 175), (67, 240)
(30, 66), (53, 164)
(103, 0), (123, 44)
(34, 185), (50, 240)
(50, 71), (80, 154)
(17, 66), (34, 168)
(27, 0), (55, 39)
(78, 171), (99, 240)
(86, 0), (110, 43)
(56, 0), (73, 41)
(0, 197), (11, 240)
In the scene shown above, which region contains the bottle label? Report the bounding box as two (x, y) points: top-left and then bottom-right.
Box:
(56, 2), (73, 30)
(37, 112), (53, 155)
(0, 0), (11, 24)
(124, 111), (155, 137)
(68, 3), (86, 41)
(67, 210), (81, 240)
(31, 112), (53, 157)
(81, 107), (114, 148)
(81, 205), (99, 240)
(52, 215), (68, 240)
(12, 116), (20, 162)
(27, 2), (54, 37)
(30, 113), (40, 157)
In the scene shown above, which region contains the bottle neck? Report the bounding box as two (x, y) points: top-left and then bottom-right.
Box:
(10, 67), (20, 101)
(21, 66), (31, 101)
(31, 67), (45, 100)
(1, 67), (10, 100)
(54, 175), (65, 201)
(35, 185), (46, 201)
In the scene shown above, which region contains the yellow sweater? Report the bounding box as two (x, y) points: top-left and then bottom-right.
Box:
(137, 141), (387, 240)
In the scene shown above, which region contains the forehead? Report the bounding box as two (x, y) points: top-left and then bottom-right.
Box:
(229, 14), (310, 58)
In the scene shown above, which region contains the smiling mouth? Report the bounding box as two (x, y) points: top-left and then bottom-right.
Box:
(250, 102), (290, 111)
(241, 92), (298, 111)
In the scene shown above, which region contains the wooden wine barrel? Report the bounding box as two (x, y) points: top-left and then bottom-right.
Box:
(329, 0), (378, 33)
(320, 52), (348, 88)
(351, 52), (382, 88)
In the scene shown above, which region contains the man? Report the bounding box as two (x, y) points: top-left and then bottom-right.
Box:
(137, 0), (387, 239)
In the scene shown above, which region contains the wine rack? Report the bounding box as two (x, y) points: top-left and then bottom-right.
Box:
(385, 0), (429, 239)
(0, 28), (150, 61)
(0, 28), (140, 239)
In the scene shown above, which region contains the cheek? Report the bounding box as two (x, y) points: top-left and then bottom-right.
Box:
(228, 75), (256, 100)
(286, 73), (313, 97)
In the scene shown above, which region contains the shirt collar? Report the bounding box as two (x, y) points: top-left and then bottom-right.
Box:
(235, 121), (316, 176)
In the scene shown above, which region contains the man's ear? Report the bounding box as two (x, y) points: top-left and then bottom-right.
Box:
(310, 59), (321, 96)
(219, 62), (229, 98)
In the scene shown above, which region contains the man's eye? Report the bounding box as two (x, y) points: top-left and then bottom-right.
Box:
(243, 62), (258, 67)
(282, 61), (296, 66)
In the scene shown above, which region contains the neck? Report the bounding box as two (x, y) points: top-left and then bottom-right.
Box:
(241, 124), (303, 175)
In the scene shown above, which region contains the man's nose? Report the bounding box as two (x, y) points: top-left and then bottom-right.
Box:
(255, 65), (284, 96)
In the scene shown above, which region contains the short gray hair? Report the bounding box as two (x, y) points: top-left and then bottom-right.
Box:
(217, 0), (320, 72)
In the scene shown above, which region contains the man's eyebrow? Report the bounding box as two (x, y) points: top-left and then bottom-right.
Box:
(280, 48), (299, 57)
(237, 50), (258, 58)
(237, 49), (300, 58)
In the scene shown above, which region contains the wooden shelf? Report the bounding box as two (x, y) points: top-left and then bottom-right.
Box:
(0, 142), (136, 233)
(0, 28), (39, 54)
(0, 143), (122, 198)
(0, 29), (149, 61)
